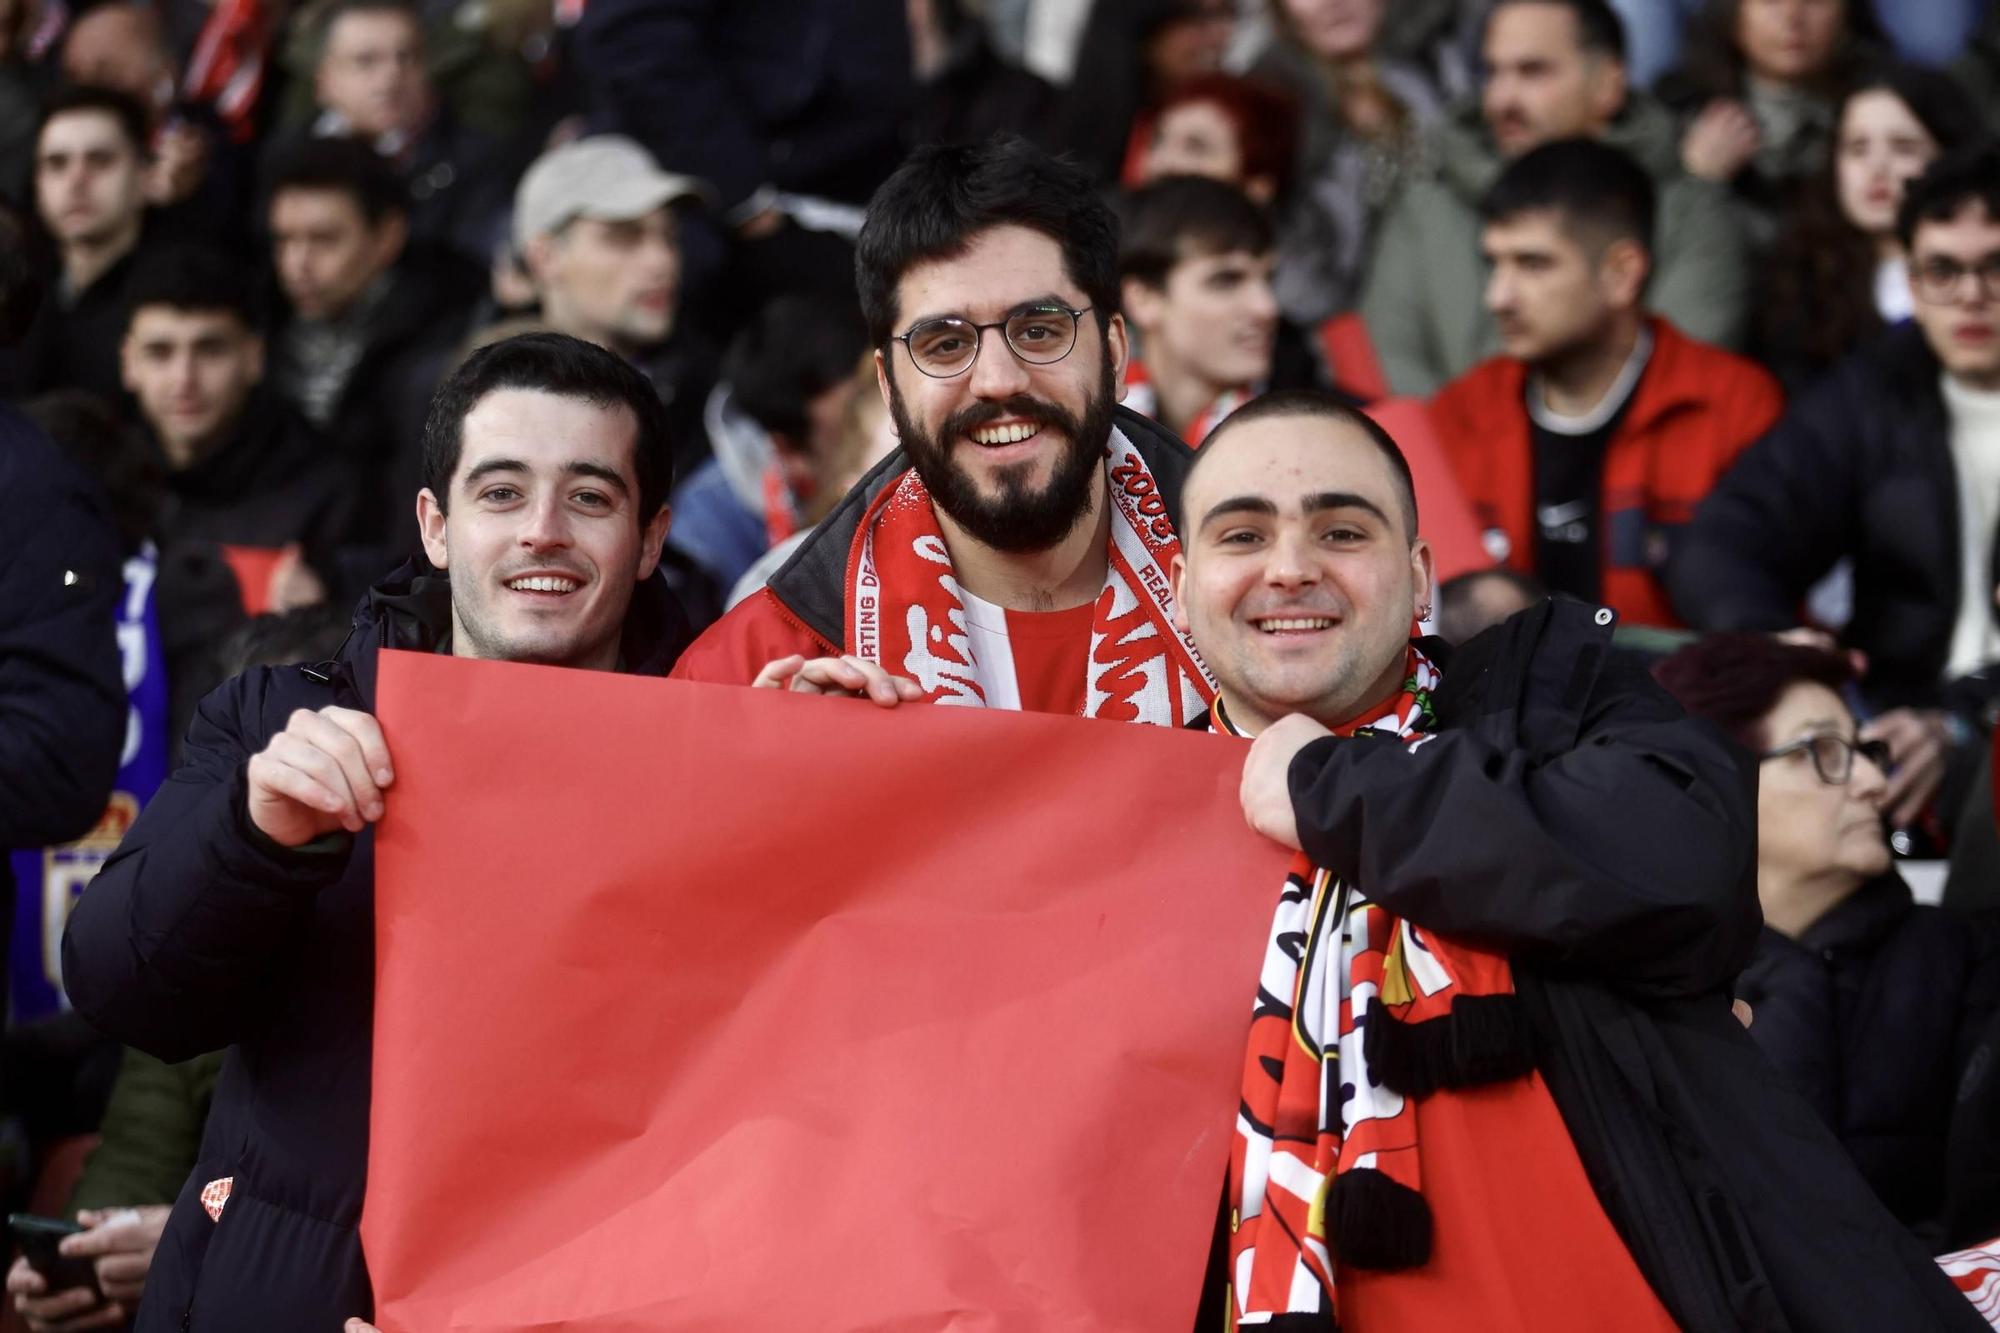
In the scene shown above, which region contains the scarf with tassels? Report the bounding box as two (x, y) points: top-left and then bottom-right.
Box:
(1221, 644), (1538, 1325)
(844, 430), (1214, 722)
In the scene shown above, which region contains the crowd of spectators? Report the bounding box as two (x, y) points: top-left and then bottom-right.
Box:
(5, 0), (2000, 1323)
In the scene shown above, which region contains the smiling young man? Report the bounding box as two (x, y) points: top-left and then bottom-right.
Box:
(673, 134), (1212, 723)
(61, 332), (686, 1331)
(1170, 389), (1989, 1332)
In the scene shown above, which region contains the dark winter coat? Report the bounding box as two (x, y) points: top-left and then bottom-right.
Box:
(0, 405), (125, 997)
(62, 557), (689, 1331)
(1668, 323), (1989, 712)
(1735, 876), (2000, 1240)
(1285, 600), (1986, 1330)
(572, 0), (914, 213)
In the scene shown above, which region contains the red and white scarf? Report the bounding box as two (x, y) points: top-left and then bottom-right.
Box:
(844, 430), (1214, 722)
(1220, 645), (1536, 1324)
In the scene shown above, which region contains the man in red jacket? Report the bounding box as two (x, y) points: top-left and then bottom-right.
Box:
(672, 135), (1214, 724)
(1428, 137), (1780, 629)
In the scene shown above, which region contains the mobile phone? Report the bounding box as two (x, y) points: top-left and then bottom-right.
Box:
(7, 1214), (100, 1296)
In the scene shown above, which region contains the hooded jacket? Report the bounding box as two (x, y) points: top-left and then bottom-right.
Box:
(1280, 599), (1987, 1330)
(672, 404), (1196, 685)
(1357, 94), (1752, 397)
(62, 558), (688, 1331)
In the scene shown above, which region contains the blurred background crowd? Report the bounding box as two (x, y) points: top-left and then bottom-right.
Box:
(9, 0), (2000, 1323)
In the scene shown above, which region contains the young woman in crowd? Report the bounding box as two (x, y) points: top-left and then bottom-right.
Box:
(1249, 0), (1443, 323)
(1660, 0), (1881, 244)
(1756, 64), (1984, 389)
(1656, 632), (2000, 1244)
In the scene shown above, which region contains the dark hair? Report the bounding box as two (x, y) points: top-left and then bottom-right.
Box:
(1488, 0), (1627, 61)
(419, 331), (674, 519)
(1480, 137), (1656, 255)
(123, 243), (260, 330)
(855, 134), (1121, 347)
(1761, 66), (1984, 381)
(1193, 388), (1419, 540)
(1436, 567), (1545, 645)
(1671, 0), (1878, 102)
(37, 84), (150, 158)
(1897, 145), (2000, 252)
(0, 199), (46, 346)
(1149, 74), (1302, 200)
(1119, 175), (1275, 289)
(266, 135), (409, 227)
(23, 391), (163, 553)
(316, 0), (423, 48)
(218, 604), (354, 678)
(1652, 632), (1854, 751)
(723, 294), (868, 443)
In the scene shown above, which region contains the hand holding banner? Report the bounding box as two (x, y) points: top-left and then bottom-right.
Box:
(364, 651), (1288, 1331)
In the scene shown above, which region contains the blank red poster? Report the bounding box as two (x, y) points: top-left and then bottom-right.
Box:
(363, 650), (1289, 1331)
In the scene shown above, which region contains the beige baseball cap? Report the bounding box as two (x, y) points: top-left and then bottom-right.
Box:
(511, 134), (710, 253)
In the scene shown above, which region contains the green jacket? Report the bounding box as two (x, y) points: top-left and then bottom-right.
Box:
(68, 1048), (223, 1214)
(1358, 94), (1751, 397)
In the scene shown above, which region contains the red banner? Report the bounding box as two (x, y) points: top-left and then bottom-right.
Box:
(363, 650), (1288, 1330)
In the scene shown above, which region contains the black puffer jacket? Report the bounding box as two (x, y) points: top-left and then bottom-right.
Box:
(63, 558), (688, 1331)
(1735, 876), (2000, 1241)
(1668, 323), (1991, 712)
(1287, 600), (1987, 1331)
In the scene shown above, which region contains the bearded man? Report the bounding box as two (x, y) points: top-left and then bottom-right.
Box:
(1177, 390), (1986, 1332)
(671, 135), (1213, 724)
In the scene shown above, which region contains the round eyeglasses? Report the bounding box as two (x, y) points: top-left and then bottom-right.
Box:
(891, 304), (1093, 379)
(1910, 254), (2000, 305)
(1758, 733), (1892, 785)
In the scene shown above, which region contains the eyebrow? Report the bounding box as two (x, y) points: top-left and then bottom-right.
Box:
(1198, 491), (1393, 530)
(904, 293), (1073, 328)
(460, 458), (631, 495)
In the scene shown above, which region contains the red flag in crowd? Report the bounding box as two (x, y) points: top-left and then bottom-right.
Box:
(362, 651), (1287, 1331)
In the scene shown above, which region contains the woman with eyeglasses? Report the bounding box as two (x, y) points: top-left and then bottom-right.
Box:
(1655, 631), (2000, 1244)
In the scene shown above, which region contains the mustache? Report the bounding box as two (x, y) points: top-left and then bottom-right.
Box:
(938, 395), (1081, 442)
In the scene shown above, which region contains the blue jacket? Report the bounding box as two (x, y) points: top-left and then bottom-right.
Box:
(63, 558), (688, 1330)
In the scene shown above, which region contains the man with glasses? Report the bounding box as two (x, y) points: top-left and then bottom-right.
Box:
(673, 135), (1213, 722)
(1672, 146), (2000, 845)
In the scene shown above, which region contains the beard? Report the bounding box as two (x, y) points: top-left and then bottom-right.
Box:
(886, 352), (1116, 554)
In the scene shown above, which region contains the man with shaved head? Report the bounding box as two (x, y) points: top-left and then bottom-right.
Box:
(1170, 390), (1984, 1331)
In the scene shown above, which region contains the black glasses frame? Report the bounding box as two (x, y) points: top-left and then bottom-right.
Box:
(1909, 254), (2000, 304)
(1758, 733), (1893, 785)
(890, 304), (1094, 379)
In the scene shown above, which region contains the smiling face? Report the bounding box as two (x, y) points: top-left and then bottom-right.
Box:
(1755, 681), (1890, 891)
(877, 223), (1127, 554)
(1835, 89), (1939, 238)
(1909, 201), (2000, 389)
(416, 387), (671, 671)
(1172, 411), (1431, 733)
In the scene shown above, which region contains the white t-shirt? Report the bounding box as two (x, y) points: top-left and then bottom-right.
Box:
(1942, 373), (2000, 677)
(1875, 257), (1915, 325)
